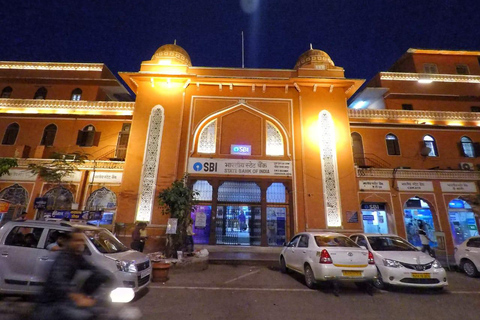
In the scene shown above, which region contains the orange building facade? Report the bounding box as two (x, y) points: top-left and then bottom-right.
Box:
(0, 47), (479, 256)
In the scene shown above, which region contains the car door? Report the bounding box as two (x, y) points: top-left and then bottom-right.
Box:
(296, 235), (310, 270)
(284, 235), (301, 271)
(465, 238), (480, 269)
(0, 225), (46, 294)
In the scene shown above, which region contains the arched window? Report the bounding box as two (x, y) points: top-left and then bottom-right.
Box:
(193, 180), (213, 201)
(44, 186), (74, 210)
(85, 187), (117, 210)
(2, 123), (19, 145)
(0, 184), (28, 207)
(197, 120), (216, 154)
(76, 124), (98, 147)
(266, 183), (286, 203)
(351, 132), (365, 166)
(460, 136), (475, 158)
(40, 124), (57, 146)
(266, 122), (284, 156)
(386, 133), (401, 155)
(1, 86), (12, 98)
(423, 135), (438, 157)
(71, 88), (82, 101)
(34, 87), (47, 99)
(218, 181), (261, 203)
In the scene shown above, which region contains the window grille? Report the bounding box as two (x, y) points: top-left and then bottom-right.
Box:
(86, 187), (117, 210)
(193, 180), (213, 201)
(44, 186), (74, 210)
(266, 122), (284, 156)
(266, 183), (286, 203)
(0, 184), (28, 206)
(218, 181), (261, 203)
(198, 120), (216, 153)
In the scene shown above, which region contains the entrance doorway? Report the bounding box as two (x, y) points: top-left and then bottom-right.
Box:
(403, 197), (437, 248)
(361, 203), (388, 234)
(448, 199), (479, 245)
(215, 205), (261, 245)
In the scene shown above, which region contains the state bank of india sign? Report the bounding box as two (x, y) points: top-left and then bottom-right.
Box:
(188, 158), (292, 176)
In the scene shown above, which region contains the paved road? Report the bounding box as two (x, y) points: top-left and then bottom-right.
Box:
(131, 265), (480, 320)
(1, 265), (480, 319)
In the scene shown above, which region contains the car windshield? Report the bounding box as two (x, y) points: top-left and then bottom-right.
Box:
(84, 229), (129, 254)
(368, 236), (417, 251)
(314, 235), (359, 248)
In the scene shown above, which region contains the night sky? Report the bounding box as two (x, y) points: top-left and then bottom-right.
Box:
(1, 1), (479, 85)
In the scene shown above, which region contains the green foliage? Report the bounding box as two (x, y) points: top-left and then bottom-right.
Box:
(28, 152), (88, 184)
(158, 174), (199, 257)
(0, 158), (18, 177)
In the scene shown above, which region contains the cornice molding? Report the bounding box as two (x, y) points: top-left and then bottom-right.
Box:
(380, 72), (480, 84)
(0, 62), (104, 71)
(356, 167), (480, 180)
(348, 108), (480, 122)
(17, 159), (125, 171)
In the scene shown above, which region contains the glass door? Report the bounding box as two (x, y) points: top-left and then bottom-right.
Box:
(215, 205), (261, 246)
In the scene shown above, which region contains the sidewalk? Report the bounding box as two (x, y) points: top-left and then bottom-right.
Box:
(196, 244), (282, 267)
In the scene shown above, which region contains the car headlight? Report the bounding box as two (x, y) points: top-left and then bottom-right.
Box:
(116, 260), (137, 273)
(432, 260), (442, 269)
(383, 258), (401, 268)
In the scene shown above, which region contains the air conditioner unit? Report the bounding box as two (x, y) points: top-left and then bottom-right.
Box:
(459, 162), (474, 171)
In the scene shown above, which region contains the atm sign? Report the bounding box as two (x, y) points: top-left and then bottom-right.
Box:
(231, 145), (251, 155)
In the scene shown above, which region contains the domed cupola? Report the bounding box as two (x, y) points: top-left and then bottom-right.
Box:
(151, 43), (192, 67)
(294, 44), (336, 70)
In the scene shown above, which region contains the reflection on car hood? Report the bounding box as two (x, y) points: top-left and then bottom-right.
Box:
(104, 250), (149, 263)
(375, 251), (435, 265)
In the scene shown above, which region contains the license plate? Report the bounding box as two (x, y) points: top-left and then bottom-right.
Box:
(412, 273), (431, 279)
(141, 270), (150, 279)
(342, 271), (362, 277)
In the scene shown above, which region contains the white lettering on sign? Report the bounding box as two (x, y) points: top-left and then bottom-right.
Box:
(440, 182), (477, 193)
(89, 172), (123, 184)
(359, 180), (390, 191)
(397, 181), (434, 192)
(0, 169), (37, 182)
(188, 158), (292, 176)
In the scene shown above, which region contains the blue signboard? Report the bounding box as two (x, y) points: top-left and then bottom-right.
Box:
(230, 145), (251, 155)
(363, 215), (375, 221)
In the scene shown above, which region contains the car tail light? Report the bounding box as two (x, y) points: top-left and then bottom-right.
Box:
(319, 249), (332, 264)
(368, 251), (375, 265)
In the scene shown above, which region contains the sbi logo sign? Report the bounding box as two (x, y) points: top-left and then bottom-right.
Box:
(193, 162), (203, 172)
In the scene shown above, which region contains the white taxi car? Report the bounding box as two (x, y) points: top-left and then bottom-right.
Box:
(350, 234), (448, 289)
(279, 232), (377, 289)
(455, 236), (480, 277)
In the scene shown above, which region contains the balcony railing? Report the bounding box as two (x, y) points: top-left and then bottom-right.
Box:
(356, 167), (480, 180)
(348, 108), (480, 122)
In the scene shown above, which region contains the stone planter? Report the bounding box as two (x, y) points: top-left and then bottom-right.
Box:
(151, 262), (171, 282)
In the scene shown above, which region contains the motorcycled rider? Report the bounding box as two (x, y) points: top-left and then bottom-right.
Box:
(35, 228), (109, 320)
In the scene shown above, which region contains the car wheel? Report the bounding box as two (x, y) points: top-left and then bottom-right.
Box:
(373, 269), (385, 290)
(304, 264), (316, 289)
(462, 260), (479, 277)
(280, 256), (289, 274)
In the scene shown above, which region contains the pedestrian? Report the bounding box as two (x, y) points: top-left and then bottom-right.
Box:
(15, 211), (27, 221)
(131, 222), (147, 252)
(418, 221), (435, 257)
(186, 218), (195, 255)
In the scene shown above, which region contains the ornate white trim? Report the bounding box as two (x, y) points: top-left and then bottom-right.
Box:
(356, 167), (480, 180)
(319, 110), (342, 227)
(16, 159), (124, 170)
(380, 72), (480, 84)
(0, 61), (103, 71)
(136, 106), (165, 222)
(266, 121), (284, 156)
(197, 119), (217, 153)
(348, 108), (480, 122)
(0, 99), (134, 115)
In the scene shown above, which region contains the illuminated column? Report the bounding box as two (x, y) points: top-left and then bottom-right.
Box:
(135, 105), (165, 222)
(318, 110), (342, 227)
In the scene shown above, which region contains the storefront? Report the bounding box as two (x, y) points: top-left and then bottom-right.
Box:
(361, 203), (389, 234)
(448, 199), (479, 245)
(403, 197), (437, 248)
(190, 179), (291, 246)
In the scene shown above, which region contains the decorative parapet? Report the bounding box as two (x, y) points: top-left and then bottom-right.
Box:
(0, 99), (134, 115)
(0, 61), (104, 71)
(380, 72), (480, 84)
(356, 167), (480, 181)
(16, 159), (125, 171)
(348, 108), (480, 122)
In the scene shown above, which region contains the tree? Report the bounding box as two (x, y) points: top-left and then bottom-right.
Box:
(0, 158), (18, 177)
(158, 175), (198, 257)
(28, 152), (87, 184)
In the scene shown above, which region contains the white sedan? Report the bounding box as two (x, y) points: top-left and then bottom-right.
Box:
(455, 236), (480, 277)
(350, 234), (448, 289)
(279, 232), (377, 289)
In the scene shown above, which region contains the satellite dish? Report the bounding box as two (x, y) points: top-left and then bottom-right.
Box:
(420, 147), (431, 157)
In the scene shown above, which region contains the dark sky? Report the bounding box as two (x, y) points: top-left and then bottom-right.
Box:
(1, 0), (479, 83)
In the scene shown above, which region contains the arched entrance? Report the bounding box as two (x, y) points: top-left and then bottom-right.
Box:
(403, 196), (437, 248)
(85, 187), (117, 225)
(44, 186), (74, 210)
(448, 199), (479, 245)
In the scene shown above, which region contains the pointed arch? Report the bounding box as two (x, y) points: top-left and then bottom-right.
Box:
(0, 184), (28, 207)
(43, 186), (74, 210)
(197, 119), (217, 154)
(2, 123), (19, 145)
(86, 187), (117, 210)
(34, 87), (47, 99)
(1, 86), (12, 98)
(41, 124), (57, 146)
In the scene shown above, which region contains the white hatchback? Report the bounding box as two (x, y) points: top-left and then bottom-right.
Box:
(454, 236), (480, 277)
(279, 232), (377, 289)
(350, 234), (448, 289)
